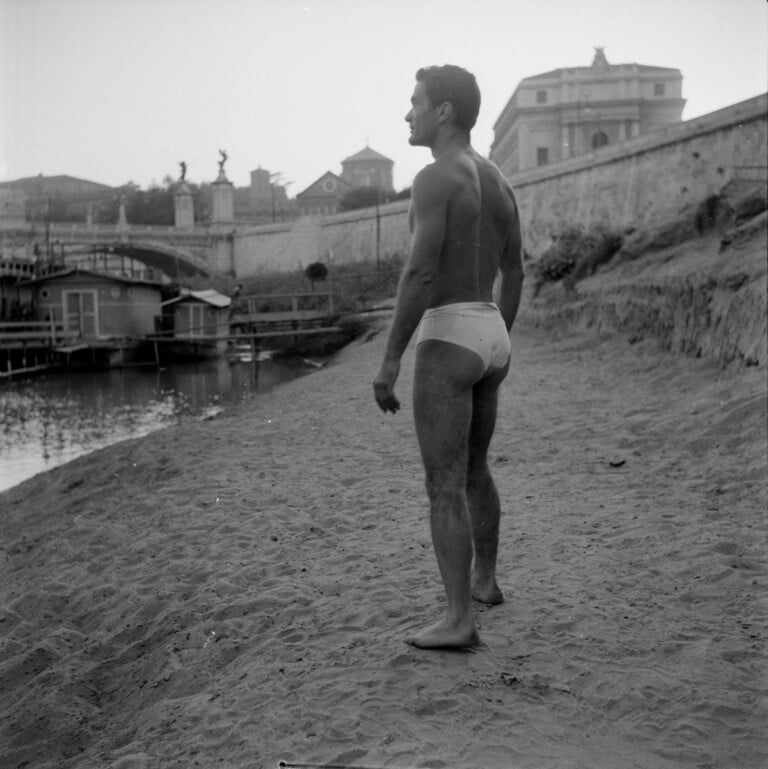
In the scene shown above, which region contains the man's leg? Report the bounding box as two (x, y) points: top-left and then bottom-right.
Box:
(467, 364), (508, 605)
(408, 339), (485, 649)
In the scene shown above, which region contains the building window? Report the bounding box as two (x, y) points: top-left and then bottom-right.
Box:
(536, 90), (547, 104)
(654, 83), (665, 96)
(591, 131), (609, 149)
(537, 147), (549, 166)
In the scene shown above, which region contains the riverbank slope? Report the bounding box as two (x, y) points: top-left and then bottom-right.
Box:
(1, 223), (766, 768)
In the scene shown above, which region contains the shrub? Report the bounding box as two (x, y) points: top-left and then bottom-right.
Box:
(532, 223), (623, 296)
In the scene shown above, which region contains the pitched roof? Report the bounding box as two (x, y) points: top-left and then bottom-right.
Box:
(295, 171), (351, 199)
(25, 267), (162, 287)
(0, 174), (114, 192)
(163, 289), (231, 308)
(342, 146), (393, 164)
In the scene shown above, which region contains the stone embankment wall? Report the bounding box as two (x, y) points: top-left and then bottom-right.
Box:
(232, 94), (766, 278)
(233, 221), (300, 275)
(318, 201), (411, 265)
(233, 201), (410, 276)
(512, 94), (767, 254)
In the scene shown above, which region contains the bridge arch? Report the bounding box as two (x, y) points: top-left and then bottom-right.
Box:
(91, 241), (212, 280)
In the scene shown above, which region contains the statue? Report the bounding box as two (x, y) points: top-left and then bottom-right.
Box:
(218, 149), (228, 175)
(178, 161), (187, 182)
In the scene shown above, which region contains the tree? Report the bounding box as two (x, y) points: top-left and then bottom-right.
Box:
(305, 262), (328, 290)
(392, 187), (411, 201)
(124, 184), (174, 225)
(339, 186), (389, 211)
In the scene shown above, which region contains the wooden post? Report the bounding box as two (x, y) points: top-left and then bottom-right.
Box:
(250, 335), (256, 366)
(154, 340), (160, 367)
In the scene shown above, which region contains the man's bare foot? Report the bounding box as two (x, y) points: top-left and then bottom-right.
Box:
(471, 572), (504, 605)
(405, 617), (480, 649)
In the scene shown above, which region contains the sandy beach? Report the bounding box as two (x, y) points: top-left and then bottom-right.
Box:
(1, 307), (766, 768)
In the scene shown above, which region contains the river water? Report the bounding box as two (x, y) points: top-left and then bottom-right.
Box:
(0, 356), (316, 493)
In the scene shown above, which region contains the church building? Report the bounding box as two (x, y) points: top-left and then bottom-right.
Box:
(295, 171), (352, 217)
(340, 146), (394, 192)
(295, 145), (394, 216)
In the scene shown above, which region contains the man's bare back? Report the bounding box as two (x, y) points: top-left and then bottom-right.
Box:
(410, 147), (521, 314)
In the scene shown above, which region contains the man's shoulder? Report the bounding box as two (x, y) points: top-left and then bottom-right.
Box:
(414, 160), (453, 183)
(412, 162), (456, 201)
(472, 152), (512, 186)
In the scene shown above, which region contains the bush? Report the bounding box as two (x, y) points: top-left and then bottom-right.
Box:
(339, 187), (390, 211)
(228, 254), (405, 314)
(532, 223), (623, 295)
(694, 194), (734, 235)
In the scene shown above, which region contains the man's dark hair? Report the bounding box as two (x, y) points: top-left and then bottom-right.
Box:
(415, 65), (481, 132)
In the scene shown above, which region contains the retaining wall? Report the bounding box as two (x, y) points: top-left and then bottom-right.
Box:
(232, 94), (767, 277)
(512, 93), (767, 252)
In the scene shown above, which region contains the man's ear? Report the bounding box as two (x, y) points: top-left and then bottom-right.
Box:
(437, 101), (454, 125)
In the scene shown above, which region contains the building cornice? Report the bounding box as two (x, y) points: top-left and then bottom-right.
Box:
(505, 93), (766, 187)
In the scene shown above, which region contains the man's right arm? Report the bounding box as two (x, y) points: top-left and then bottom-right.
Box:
(497, 195), (524, 331)
(373, 165), (447, 413)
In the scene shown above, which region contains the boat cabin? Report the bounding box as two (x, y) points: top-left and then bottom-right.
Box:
(162, 289), (231, 340)
(29, 268), (163, 340)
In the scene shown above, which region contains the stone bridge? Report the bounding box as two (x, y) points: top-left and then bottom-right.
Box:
(0, 221), (236, 280)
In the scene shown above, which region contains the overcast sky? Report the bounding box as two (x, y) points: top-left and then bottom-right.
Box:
(2, 0), (766, 195)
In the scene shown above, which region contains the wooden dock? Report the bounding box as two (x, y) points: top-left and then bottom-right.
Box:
(1, 291), (346, 377)
(230, 291), (335, 328)
(0, 320), (72, 378)
(0, 319), (70, 348)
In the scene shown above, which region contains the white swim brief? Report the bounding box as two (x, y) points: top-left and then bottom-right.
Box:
(416, 302), (511, 372)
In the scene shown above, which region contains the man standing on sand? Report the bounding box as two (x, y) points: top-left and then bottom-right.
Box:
(373, 65), (524, 649)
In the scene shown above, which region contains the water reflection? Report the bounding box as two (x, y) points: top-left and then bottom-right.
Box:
(0, 356), (313, 492)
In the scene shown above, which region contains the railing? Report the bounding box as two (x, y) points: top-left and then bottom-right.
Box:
(0, 321), (78, 377)
(234, 292), (336, 324)
(0, 320), (68, 346)
(0, 259), (38, 278)
(46, 222), (180, 235)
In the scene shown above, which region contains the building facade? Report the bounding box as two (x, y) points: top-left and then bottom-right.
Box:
(340, 146), (394, 192)
(241, 167), (293, 222)
(0, 174), (116, 222)
(490, 48), (685, 177)
(295, 171), (352, 216)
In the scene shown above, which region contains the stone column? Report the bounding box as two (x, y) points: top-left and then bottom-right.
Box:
(210, 167), (236, 275)
(174, 182), (195, 229)
(116, 198), (130, 242)
(212, 171), (234, 224)
(561, 124), (570, 161)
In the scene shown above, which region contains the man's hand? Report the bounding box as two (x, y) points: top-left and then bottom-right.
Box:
(373, 358), (401, 414)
